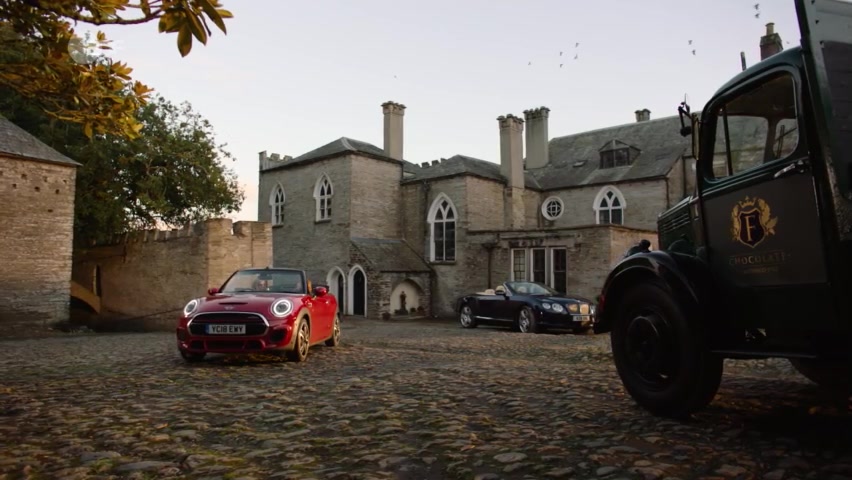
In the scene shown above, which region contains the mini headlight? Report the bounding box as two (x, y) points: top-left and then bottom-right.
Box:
(551, 303), (565, 313)
(542, 303), (552, 310)
(183, 299), (199, 317)
(271, 299), (293, 317)
(568, 303), (579, 313)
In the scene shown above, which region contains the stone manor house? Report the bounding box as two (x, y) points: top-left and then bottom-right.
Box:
(256, 25), (785, 321)
(257, 104), (691, 319)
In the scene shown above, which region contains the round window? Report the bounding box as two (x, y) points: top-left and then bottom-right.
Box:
(541, 196), (564, 220)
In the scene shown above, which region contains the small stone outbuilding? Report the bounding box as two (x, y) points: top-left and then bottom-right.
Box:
(0, 115), (81, 328)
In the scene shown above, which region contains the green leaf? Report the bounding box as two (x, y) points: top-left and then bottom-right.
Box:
(185, 10), (208, 44)
(197, 0), (227, 33)
(177, 25), (192, 57)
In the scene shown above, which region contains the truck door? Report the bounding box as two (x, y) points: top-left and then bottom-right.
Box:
(697, 67), (832, 330)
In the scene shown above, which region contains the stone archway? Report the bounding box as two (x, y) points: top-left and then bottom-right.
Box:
(326, 267), (346, 316)
(390, 279), (424, 316)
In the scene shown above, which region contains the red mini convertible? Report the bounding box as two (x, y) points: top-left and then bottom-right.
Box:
(175, 267), (340, 363)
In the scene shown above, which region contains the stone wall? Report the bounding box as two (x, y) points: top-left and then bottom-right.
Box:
(72, 218), (272, 329)
(542, 179), (668, 231)
(0, 156), (77, 327)
(465, 225), (658, 307)
(259, 155), (353, 283)
(350, 156), (401, 239)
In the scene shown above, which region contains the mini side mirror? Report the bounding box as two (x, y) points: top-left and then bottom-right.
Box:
(313, 285), (328, 297)
(207, 287), (219, 295)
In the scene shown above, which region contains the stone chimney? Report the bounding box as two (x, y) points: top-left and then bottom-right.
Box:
(498, 114), (525, 188)
(498, 114), (526, 230)
(760, 22), (783, 61)
(523, 106), (550, 169)
(382, 101), (405, 160)
(634, 109), (651, 122)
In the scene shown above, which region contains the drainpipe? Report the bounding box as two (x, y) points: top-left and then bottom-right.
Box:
(483, 240), (498, 287)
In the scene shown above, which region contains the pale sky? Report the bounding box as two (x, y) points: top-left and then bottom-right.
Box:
(77, 0), (801, 222)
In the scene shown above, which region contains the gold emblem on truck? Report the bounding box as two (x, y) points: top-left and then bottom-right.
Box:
(731, 196), (778, 248)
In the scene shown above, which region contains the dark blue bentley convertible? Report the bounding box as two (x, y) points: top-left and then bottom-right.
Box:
(455, 281), (596, 334)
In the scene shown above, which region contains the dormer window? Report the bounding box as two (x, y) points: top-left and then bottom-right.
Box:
(599, 140), (639, 169)
(600, 148), (631, 168)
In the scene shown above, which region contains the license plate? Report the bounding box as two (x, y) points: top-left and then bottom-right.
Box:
(206, 324), (246, 335)
(574, 315), (591, 323)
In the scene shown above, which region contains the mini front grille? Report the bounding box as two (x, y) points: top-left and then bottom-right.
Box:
(193, 313), (266, 324)
(189, 324), (266, 336)
(188, 312), (268, 336)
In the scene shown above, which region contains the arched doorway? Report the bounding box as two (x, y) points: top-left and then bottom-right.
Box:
(336, 272), (345, 315)
(348, 265), (366, 317)
(327, 267), (346, 316)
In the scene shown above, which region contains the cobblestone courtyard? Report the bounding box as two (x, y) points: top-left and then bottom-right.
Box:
(2, 319), (852, 480)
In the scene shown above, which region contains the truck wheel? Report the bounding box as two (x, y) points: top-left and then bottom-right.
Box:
(610, 281), (723, 419)
(789, 358), (852, 392)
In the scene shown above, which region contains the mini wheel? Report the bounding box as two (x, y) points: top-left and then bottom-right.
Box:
(286, 319), (311, 362)
(325, 314), (341, 347)
(610, 280), (723, 418)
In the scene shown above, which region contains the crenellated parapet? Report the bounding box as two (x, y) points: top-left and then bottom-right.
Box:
(89, 218), (271, 247)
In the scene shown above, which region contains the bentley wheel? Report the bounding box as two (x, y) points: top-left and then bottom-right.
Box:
(459, 304), (477, 328)
(180, 350), (206, 363)
(789, 358), (852, 393)
(610, 281), (723, 419)
(287, 320), (311, 362)
(325, 314), (341, 347)
(518, 307), (539, 334)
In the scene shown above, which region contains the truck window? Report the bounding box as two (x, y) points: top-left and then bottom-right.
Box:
(706, 72), (800, 179)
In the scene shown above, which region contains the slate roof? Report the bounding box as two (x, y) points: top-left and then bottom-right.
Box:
(0, 115), (80, 166)
(401, 154), (540, 188)
(263, 112), (697, 190)
(350, 237), (431, 273)
(530, 114), (691, 189)
(262, 137), (392, 171)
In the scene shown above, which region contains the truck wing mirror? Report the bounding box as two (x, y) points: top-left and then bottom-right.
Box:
(678, 101), (692, 137)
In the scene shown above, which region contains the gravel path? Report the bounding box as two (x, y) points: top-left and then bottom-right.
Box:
(1, 318), (851, 480)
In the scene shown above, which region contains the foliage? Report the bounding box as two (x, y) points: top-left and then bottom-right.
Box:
(0, 86), (245, 245)
(0, 0), (233, 139)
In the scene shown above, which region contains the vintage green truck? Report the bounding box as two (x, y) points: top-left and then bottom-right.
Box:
(594, 0), (852, 418)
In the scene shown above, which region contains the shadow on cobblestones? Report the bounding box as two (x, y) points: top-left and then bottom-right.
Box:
(1, 319), (851, 480)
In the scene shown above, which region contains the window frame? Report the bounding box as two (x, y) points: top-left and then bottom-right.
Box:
(270, 184), (285, 226)
(699, 66), (806, 188)
(593, 186), (626, 225)
(541, 196), (565, 221)
(428, 194), (458, 263)
(314, 175), (334, 222)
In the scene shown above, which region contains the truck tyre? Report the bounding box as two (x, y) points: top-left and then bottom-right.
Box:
(610, 280), (723, 419)
(789, 358), (852, 392)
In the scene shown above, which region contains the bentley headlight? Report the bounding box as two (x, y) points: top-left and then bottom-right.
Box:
(551, 303), (565, 313)
(183, 299), (199, 317)
(542, 303), (552, 310)
(567, 303), (579, 313)
(271, 299), (293, 317)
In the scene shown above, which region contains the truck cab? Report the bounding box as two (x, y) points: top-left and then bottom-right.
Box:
(595, 0), (852, 418)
